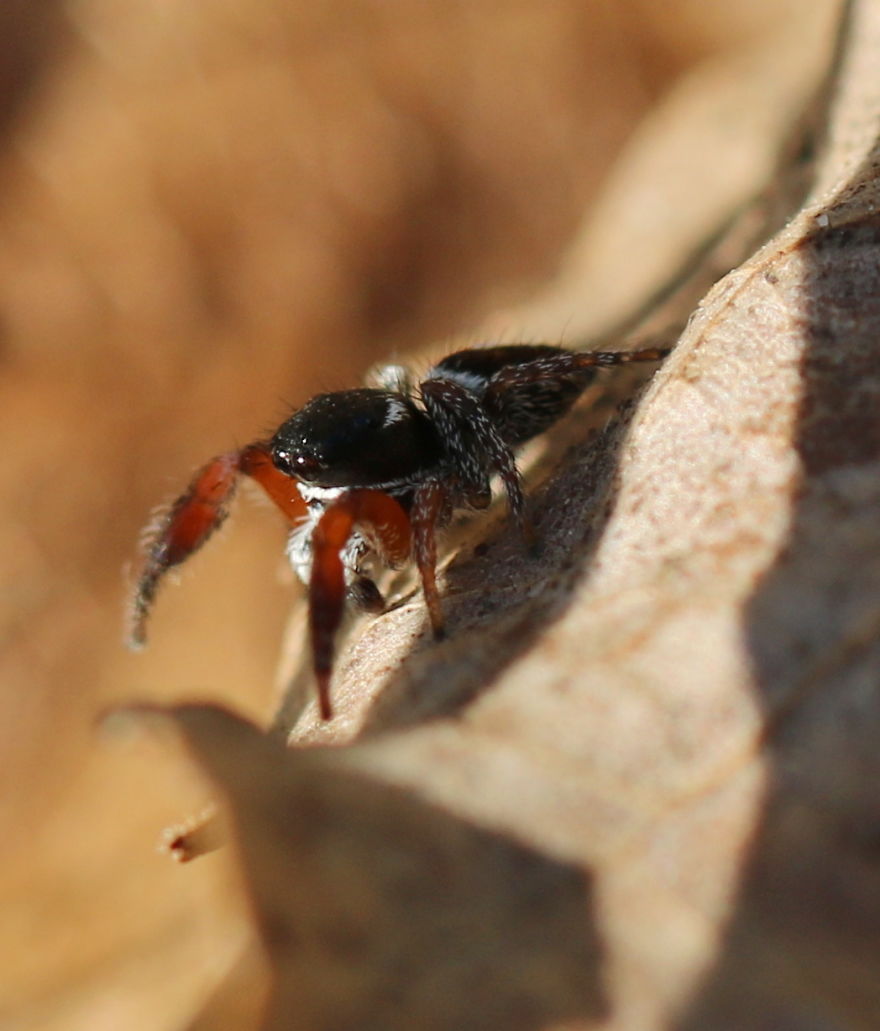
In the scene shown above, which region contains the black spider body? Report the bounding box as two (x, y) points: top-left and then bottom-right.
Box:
(272, 345), (599, 520)
(129, 341), (668, 719)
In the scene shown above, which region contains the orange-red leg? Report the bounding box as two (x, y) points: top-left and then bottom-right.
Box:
(128, 443), (306, 649)
(238, 443), (308, 523)
(309, 490), (411, 720)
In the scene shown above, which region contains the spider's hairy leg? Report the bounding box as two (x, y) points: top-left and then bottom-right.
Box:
(127, 443), (306, 649)
(420, 378), (527, 534)
(309, 489), (411, 720)
(572, 343), (671, 369)
(482, 344), (671, 396)
(482, 343), (671, 446)
(128, 453), (240, 649)
(482, 344), (670, 390)
(411, 481), (448, 640)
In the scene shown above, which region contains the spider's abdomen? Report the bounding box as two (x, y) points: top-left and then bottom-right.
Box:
(270, 388), (443, 489)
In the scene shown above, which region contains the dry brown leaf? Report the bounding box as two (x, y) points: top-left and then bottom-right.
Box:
(0, 5), (659, 1027)
(0, 1), (856, 1029)
(143, 3), (880, 1029)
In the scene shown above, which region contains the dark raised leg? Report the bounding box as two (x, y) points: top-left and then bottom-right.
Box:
(482, 345), (670, 446)
(420, 378), (526, 533)
(411, 481), (447, 639)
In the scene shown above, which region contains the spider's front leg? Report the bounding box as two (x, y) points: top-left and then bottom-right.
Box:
(307, 479), (452, 719)
(128, 442), (306, 649)
(308, 489), (411, 720)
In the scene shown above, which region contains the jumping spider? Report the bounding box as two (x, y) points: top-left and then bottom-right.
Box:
(128, 342), (668, 719)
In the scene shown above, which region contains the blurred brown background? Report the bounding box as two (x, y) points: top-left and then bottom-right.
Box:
(0, 2), (838, 1028)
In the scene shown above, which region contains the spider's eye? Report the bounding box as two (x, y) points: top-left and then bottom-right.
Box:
(272, 448), (322, 481)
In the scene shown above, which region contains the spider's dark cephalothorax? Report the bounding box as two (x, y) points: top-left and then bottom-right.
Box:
(127, 343), (668, 719)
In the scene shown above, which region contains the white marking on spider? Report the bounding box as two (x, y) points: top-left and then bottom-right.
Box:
(382, 397), (410, 428)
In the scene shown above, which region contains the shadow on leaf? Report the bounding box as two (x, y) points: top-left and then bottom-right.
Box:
(169, 703), (608, 1031)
